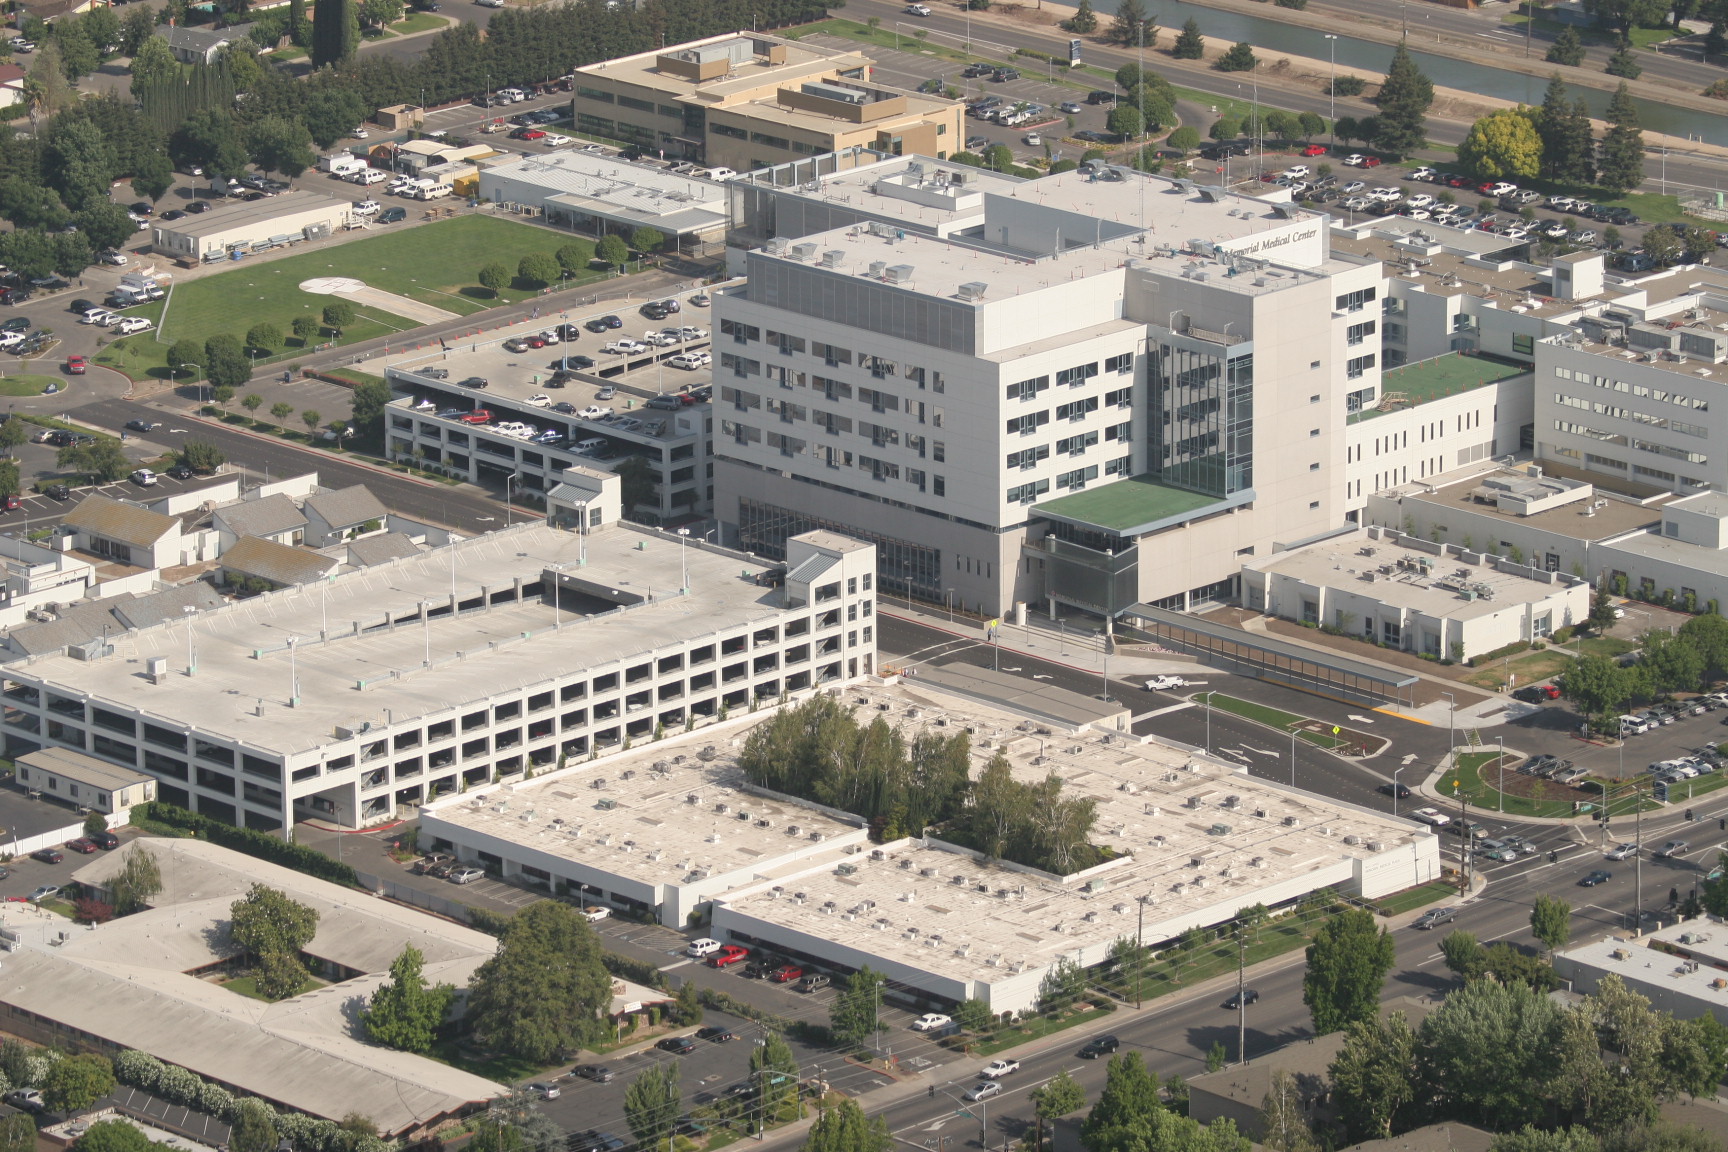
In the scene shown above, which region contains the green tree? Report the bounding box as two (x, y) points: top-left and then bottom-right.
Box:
(1559, 653), (1633, 721)
(830, 965), (885, 1048)
(241, 393), (264, 418)
(57, 439), (132, 483)
(595, 234), (630, 269)
(254, 947), (310, 999)
(1108, 935), (1150, 1004)
(75, 1120), (153, 1152)
(629, 227), (665, 255)
(478, 261), (512, 297)
(248, 116), (315, 178)
(1440, 928), (1487, 982)
(205, 334), (250, 390)
(748, 1033), (801, 1130)
(363, 945), (455, 1053)
(1066, 0), (1098, 33)
(321, 301), (356, 336)
(805, 1100), (892, 1152)
(1584, 0), (1667, 35)
(230, 883), (319, 959)
(673, 980), (702, 1026)
(302, 410), (323, 436)
(1108, 0), (1151, 45)
(1547, 24), (1587, 65)
(517, 252), (558, 287)
(42, 1053), (115, 1113)
(0, 416), (27, 458)
(287, 0), (311, 44)
(1037, 955), (1087, 1015)
(1640, 629), (1705, 695)
(1081, 1052), (1161, 1150)
(623, 1062), (680, 1152)
(180, 440), (225, 474)
(1596, 82), (1645, 194)
(292, 314), (321, 344)
(555, 243), (590, 273)
(1106, 105), (1145, 139)
(167, 338), (205, 377)
(73, 203), (137, 254)
(1531, 895), (1573, 957)
(466, 901), (613, 1062)
(1329, 1012), (1419, 1142)
(614, 454), (656, 512)
(1492, 1129), (1601, 1152)
(1168, 126), (1201, 151)
(1590, 584), (1622, 635)
(109, 843), (162, 914)
(1215, 41), (1257, 71)
(230, 1099), (277, 1152)
(246, 322), (282, 352)
(1172, 17), (1205, 58)
(1418, 977), (1566, 1130)
(1372, 42), (1433, 157)
(1210, 116), (1241, 141)
(351, 377), (392, 439)
(1299, 111), (1327, 139)
(1302, 908), (1396, 1034)
(1259, 1069), (1318, 1152)
(360, 0), (403, 28)
(311, 0), (357, 66)
(1032, 1070), (1087, 1152)
(983, 143), (1015, 172)
(212, 386), (235, 410)
(0, 461), (21, 501)
(1606, 39), (1643, 76)
(1459, 108), (1542, 180)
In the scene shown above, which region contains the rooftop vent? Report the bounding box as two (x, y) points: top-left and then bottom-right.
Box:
(884, 264), (914, 284)
(821, 250), (845, 268)
(790, 241), (818, 261)
(956, 281), (988, 301)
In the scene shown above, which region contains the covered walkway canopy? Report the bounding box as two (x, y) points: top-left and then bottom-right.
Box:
(1124, 605), (1420, 708)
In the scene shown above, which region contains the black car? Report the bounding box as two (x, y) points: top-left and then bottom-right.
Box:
(70, 298), (98, 315)
(167, 465), (194, 480)
(1580, 869), (1613, 887)
(553, 402), (579, 415)
(656, 1036), (696, 1055)
(556, 323), (581, 342)
(1079, 1035), (1120, 1059)
(1222, 989), (1260, 1009)
(161, 209), (186, 221)
(743, 957), (783, 979)
(31, 848), (63, 864)
(1086, 89), (1116, 104)
(125, 419), (160, 433)
(90, 830), (119, 850)
(457, 376), (489, 389)
(185, 201), (212, 213)
(602, 314), (623, 329)
(564, 355), (596, 370)
(45, 484), (69, 500)
(1378, 781), (1412, 799)
(129, 201), (152, 217)
(572, 1065), (615, 1083)
(0, 317), (29, 335)
(696, 1026), (736, 1043)
(569, 1133), (627, 1152)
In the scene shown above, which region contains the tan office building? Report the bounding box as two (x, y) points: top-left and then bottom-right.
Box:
(573, 33), (963, 170)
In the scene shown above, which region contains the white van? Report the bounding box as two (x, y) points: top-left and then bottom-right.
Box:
(322, 154), (366, 177)
(575, 437), (607, 455)
(1619, 714), (1650, 736)
(687, 938), (721, 958)
(413, 183), (452, 200)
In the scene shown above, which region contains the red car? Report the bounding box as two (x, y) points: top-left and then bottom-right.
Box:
(459, 409), (492, 424)
(1359, 156), (1381, 168)
(526, 334), (548, 349)
(1301, 144), (1327, 157)
(518, 129), (547, 141)
(65, 838), (97, 854)
(710, 945), (750, 968)
(0, 497), (19, 512)
(1477, 181), (1498, 195)
(64, 355), (86, 375)
(769, 965), (803, 983)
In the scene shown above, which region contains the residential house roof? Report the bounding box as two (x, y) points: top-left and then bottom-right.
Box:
(214, 494), (307, 540)
(2, 585), (224, 659)
(160, 24), (254, 53)
(346, 533), (420, 567)
(303, 485), (386, 533)
(63, 495), (178, 548)
(219, 536), (339, 586)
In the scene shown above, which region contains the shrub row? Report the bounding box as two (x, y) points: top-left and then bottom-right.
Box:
(129, 802), (358, 887)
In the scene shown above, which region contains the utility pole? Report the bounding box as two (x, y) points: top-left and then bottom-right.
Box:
(1635, 776), (1644, 931)
(1455, 778), (1469, 895)
(1134, 896), (1148, 1008)
(1235, 923), (1248, 1065)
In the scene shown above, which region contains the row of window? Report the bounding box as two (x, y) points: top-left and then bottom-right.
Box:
(1553, 394), (1707, 438)
(721, 322), (947, 391)
(1554, 365), (1710, 411)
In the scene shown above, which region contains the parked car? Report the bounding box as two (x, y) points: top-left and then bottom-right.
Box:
(572, 1065), (615, 1084)
(711, 945), (750, 968)
(688, 938), (722, 958)
(656, 1035), (697, 1055)
(796, 973), (830, 993)
(448, 866), (485, 884)
(1513, 684), (1561, 703)
(911, 1013), (953, 1032)
(30, 848), (63, 864)
(696, 1026), (736, 1043)
(65, 838), (97, 854)
(769, 964), (804, 983)
(90, 830), (119, 850)
(4, 1090), (43, 1113)
(581, 905), (609, 922)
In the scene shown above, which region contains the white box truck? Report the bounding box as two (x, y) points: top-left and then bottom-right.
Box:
(322, 154), (367, 177)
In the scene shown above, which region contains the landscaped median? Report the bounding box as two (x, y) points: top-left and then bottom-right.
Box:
(1192, 691), (1389, 756)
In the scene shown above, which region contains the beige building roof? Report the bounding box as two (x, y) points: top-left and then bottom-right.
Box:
(303, 485), (387, 532)
(219, 536), (340, 586)
(15, 746), (151, 793)
(216, 493), (307, 539)
(64, 495), (177, 548)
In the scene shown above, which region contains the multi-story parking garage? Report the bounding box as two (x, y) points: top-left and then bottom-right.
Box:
(0, 522), (876, 831)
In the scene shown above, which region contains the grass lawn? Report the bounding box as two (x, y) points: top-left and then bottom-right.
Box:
(1462, 648), (1574, 691)
(427, 1038), (557, 1084)
(1450, 750), (1580, 818)
(973, 1004), (1115, 1056)
(1579, 635), (1637, 659)
(223, 973), (328, 1001)
(1661, 771), (1728, 803)
(388, 10), (446, 34)
(0, 373), (68, 396)
(1192, 691), (1376, 753)
(95, 217), (601, 381)
(1375, 880), (1458, 915)
(1501, 11), (1675, 48)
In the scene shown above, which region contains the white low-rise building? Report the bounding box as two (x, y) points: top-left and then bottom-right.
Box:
(1554, 921), (1728, 1022)
(1241, 524), (1590, 660)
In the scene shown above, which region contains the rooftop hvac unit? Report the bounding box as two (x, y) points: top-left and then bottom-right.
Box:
(868, 261), (887, 278)
(1343, 834), (1362, 846)
(810, 831), (826, 842)
(957, 281), (987, 301)
(1283, 816), (1301, 827)
(899, 857), (914, 870)
(821, 250), (845, 268)
(714, 802), (729, 814)
(596, 797), (618, 810)
(786, 824), (801, 836)
(765, 237), (789, 254)
(884, 264), (914, 284)
(836, 863), (858, 875)
(790, 242), (818, 261)
(686, 793), (701, 804)
(1366, 841), (1384, 851)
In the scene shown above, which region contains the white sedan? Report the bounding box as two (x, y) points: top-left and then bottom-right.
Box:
(542, 134), (573, 148)
(603, 340), (648, 355)
(115, 317), (153, 336)
(582, 905), (610, 922)
(910, 1013), (953, 1032)
(963, 1082), (1002, 1102)
(525, 394), (552, 407)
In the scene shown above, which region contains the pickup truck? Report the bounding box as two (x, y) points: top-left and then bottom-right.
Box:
(1143, 675), (1190, 691)
(1407, 807), (1452, 827)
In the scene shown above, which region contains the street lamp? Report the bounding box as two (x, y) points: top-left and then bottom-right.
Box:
(550, 563), (566, 628)
(1441, 691), (1456, 773)
(180, 363), (204, 404)
(573, 500), (588, 565)
(677, 527), (690, 593)
(1392, 763), (1408, 819)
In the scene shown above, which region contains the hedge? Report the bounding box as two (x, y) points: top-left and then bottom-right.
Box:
(129, 801), (359, 887)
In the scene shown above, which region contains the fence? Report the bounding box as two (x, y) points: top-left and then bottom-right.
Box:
(354, 869), (486, 923)
(0, 803), (136, 860)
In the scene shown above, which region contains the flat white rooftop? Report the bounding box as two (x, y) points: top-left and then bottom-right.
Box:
(1556, 925), (1728, 1013)
(10, 523), (789, 757)
(716, 680), (1428, 981)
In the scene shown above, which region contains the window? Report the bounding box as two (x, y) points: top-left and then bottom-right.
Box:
(617, 95), (654, 112)
(721, 355), (761, 379)
(1056, 465), (1099, 490)
(1056, 431), (1098, 456)
(1105, 352), (1134, 374)
(576, 86), (615, 102)
(812, 342), (852, 366)
(857, 386), (899, 412)
(1105, 421), (1132, 442)
(864, 355), (896, 378)
(1006, 445), (1049, 470)
(1336, 287), (1377, 312)
(1056, 362), (1099, 387)
(1346, 353), (1376, 379)
(1105, 455), (1131, 475)
(720, 319), (760, 343)
(932, 441), (945, 462)
(1007, 411), (1049, 435)
(1512, 332), (1534, 356)
(814, 376), (851, 402)
(1006, 479), (1050, 504)
(1105, 386), (1132, 409)
(1347, 319), (1376, 346)
(1007, 375), (1049, 401)
(766, 330), (806, 355)
(1056, 396), (1099, 421)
